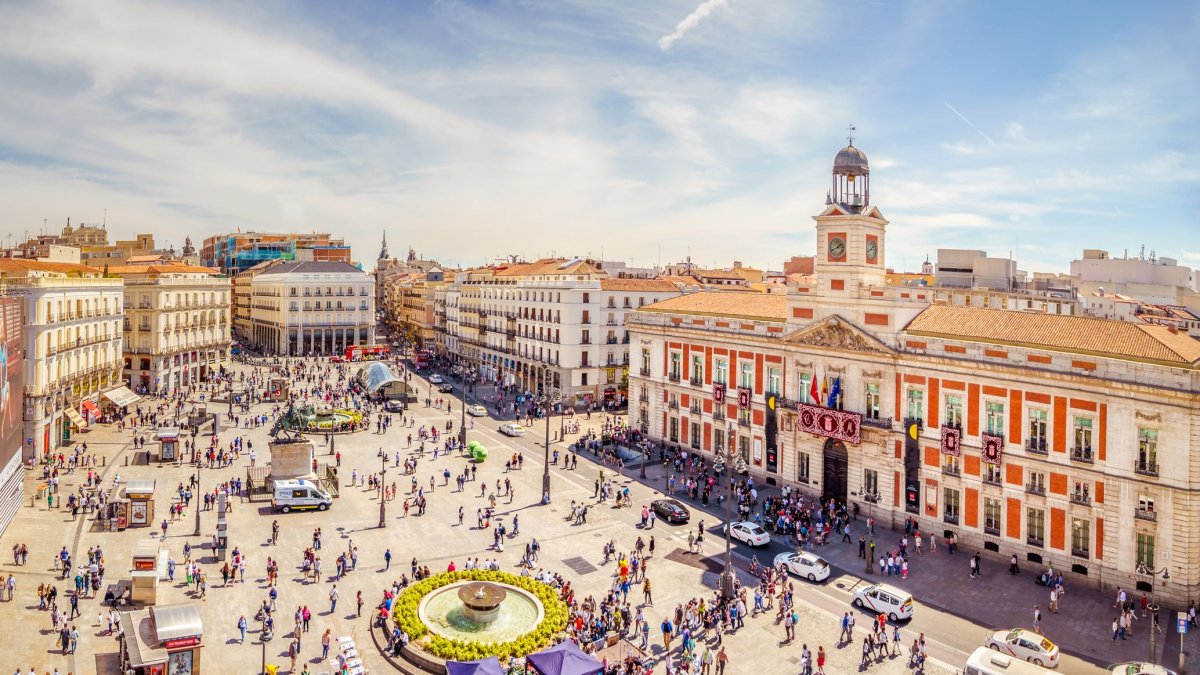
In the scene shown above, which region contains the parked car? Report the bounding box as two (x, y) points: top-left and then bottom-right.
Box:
(985, 629), (1059, 668)
(651, 499), (690, 524)
(437, 383), (454, 393)
(499, 423), (526, 437)
(774, 550), (831, 582)
(429, 374), (444, 384)
(467, 404), (489, 417)
(723, 521), (770, 547)
(852, 583), (914, 621)
(383, 400), (404, 412)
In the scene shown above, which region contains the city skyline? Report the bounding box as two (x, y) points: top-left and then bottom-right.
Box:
(0, 0), (1196, 273)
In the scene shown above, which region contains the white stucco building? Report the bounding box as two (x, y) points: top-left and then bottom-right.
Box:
(248, 261), (375, 356)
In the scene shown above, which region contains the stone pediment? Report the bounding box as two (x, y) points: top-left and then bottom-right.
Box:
(782, 315), (895, 355)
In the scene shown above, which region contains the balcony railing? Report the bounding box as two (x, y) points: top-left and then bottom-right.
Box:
(1071, 547), (1090, 560)
(689, 403), (702, 415)
(1069, 492), (1091, 506)
(689, 376), (704, 386)
(1070, 446), (1094, 463)
(943, 513), (959, 525)
(667, 400), (679, 410)
(638, 393), (649, 403)
(737, 418), (751, 428)
(942, 464), (961, 477)
(1134, 508), (1157, 522)
(861, 415), (894, 430)
(1134, 461), (1159, 477)
(712, 411), (725, 422)
(639, 368), (651, 377)
(1025, 483), (1046, 496)
(983, 525), (1000, 536)
(1026, 437), (1048, 455)
(667, 373), (681, 383)
(1027, 537), (1044, 548)
(982, 474), (1003, 487)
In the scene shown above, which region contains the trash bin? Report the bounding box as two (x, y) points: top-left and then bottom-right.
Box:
(265, 666), (279, 675)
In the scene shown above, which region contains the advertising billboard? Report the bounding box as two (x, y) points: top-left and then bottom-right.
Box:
(0, 297), (24, 536)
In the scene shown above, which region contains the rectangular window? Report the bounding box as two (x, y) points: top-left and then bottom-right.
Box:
(984, 462), (1002, 484)
(944, 488), (960, 523)
(669, 352), (681, 379)
(798, 373), (812, 403)
(1027, 408), (1048, 451)
(984, 498), (1002, 535)
(581, 292), (589, 303)
(1136, 533), (1156, 568)
(715, 358), (728, 385)
(985, 401), (1005, 435)
(1137, 429), (1158, 474)
(712, 428), (724, 454)
(738, 436), (750, 465)
(865, 383), (880, 418)
(767, 367), (781, 396)
(690, 422), (701, 450)
(1026, 508), (1045, 546)
(641, 349), (650, 374)
(1073, 416), (1093, 451)
(943, 454), (961, 476)
(691, 355), (704, 384)
(944, 394), (963, 428)
(863, 469), (878, 499)
(906, 389), (924, 421)
(739, 361), (754, 389)
(668, 417), (679, 443)
(1071, 518), (1090, 558)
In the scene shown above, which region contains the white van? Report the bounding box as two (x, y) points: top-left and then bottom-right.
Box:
(851, 582), (914, 621)
(272, 479), (333, 513)
(966, 647), (1055, 674)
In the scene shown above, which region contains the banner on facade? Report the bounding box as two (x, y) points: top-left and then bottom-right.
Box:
(982, 433), (1004, 464)
(765, 394), (777, 473)
(712, 383), (725, 404)
(737, 387), (751, 408)
(795, 402), (861, 445)
(940, 425), (961, 456)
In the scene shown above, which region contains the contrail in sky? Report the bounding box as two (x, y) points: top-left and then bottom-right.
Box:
(944, 102), (996, 145)
(659, 0), (728, 51)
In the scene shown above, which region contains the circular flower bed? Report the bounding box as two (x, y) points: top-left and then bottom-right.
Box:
(393, 570), (569, 663)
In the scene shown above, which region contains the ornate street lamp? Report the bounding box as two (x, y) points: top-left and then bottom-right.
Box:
(715, 422), (746, 601)
(191, 426), (201, 536)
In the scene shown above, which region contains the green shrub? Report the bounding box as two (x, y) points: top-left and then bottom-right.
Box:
(391, 570), (570, 662)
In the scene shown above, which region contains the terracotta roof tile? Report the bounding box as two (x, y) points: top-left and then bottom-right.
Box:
(905, 305), (1200, 367)
(495, 258), (603, 277)
(0, 259), (101, 275)
(599, 278), (678, 292)
(638, 291), (787, 322)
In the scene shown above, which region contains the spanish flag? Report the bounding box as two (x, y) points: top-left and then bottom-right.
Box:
(809, 373), (819, 403)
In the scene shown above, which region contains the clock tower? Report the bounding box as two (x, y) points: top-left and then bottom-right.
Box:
(813, 132), (888, 294)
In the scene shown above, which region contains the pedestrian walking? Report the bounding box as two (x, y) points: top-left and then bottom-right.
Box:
(1032, 605), (1042, 634)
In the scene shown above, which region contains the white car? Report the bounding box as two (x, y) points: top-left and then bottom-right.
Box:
(985, 629), (1060, 669)
(429, 374), (444, 384)
(723, 521), (770, 547)
(499, 423), (526, 437)
(774, 551), (830, 582)
(852, 583), (914, 621)
(466, 404), (488, 417)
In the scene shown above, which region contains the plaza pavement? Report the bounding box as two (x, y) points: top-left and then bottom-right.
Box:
(0, 362), (1185, 674)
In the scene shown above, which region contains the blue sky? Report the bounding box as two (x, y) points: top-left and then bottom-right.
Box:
(0, 0), (1196, 273)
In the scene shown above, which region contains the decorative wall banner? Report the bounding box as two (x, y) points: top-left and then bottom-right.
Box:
(982, 433), (1004, 464)
(940, 425), (962, 456)
(712, 383), (725, 404)
(737, 387), (751, 408)
(795, 402), (861, 445)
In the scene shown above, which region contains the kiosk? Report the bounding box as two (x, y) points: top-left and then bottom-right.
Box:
(122, 479), (156, 528)
(130, 540), (169, 605)
(119, 603), (204, 675)
(264, 376), (290, 402)
(156, 427), (180, 462)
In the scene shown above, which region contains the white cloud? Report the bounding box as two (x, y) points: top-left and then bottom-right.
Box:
(658, 0), (729, 51)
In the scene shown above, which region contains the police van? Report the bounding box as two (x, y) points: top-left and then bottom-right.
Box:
(272, 479), (333, 513)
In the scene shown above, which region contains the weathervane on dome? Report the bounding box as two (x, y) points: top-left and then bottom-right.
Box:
(847, 123), (856, 147)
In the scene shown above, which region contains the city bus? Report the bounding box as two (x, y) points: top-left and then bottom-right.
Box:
(413, 349), (432, 370)
(344, 344), (390, 362)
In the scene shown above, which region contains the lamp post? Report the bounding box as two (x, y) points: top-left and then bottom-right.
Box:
(717, 422), (743, 602)
(260, 620), (273, 675)
(541, 371), (551, 503)
(192, 426), (201, 536)
(379, 453), (387, 528)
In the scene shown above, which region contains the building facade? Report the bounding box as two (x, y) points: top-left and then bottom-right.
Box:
(201, 232), (352, 276)
(628, 141), (1200, 602)
(112, 263), (232, 393)
(0, 260), (124, 458)
(247, 261), (374, 355)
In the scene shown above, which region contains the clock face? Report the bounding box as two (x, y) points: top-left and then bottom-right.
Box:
(828, 237), (846, 259)
(866, 239), (878, 261)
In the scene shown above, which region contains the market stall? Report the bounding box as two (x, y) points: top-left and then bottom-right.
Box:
(119, 603), (204, 675)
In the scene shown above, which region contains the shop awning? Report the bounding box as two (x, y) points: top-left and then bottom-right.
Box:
(81, 400), (99, 417)
(124, 479), (156, 497)
(64, 408), (87, 429)
(150, 603), (204, 641)
(102, 386), (142, 408)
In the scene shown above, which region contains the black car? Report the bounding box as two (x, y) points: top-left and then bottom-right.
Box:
(437, 383), (454, 393)
(651, 499), (690, 524)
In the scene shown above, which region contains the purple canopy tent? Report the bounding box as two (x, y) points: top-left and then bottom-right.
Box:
(526, 640), (604, 675)
(445, 656), (504, 675)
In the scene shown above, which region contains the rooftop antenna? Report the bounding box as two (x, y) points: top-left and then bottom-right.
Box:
(103, 208), (107, 227)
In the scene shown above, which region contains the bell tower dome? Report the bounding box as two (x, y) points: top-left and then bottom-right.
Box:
(829, 127), (870, 212)
(812, 129), (889, 295)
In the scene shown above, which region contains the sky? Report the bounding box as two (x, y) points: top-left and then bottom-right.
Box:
(0, 0), (1196, 273)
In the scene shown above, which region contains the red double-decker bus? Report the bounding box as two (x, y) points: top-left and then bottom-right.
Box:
(413, 349), (432, 369)
(345, 344), (390, 362)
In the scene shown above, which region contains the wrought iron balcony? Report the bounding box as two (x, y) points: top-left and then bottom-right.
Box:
(689, 403), (702, 415)
(942, 464), (961, 477)
(1070, 446), (1094, 463)
(689, 376), (704, 386)
(1134, 461), (1159, 477)
(667, 373), (681, 383)
(862, 415), (894, 430)
(1025, 483), (1046, 496)
(1026, 437), (1048, 455)
(1134, 508), (1157, 522)
(1069, 492), (1091, 506)
(981, 474), (1003, 487)
(667, 400), (679, 410)
(1027, 537), (1044, 548)
(639, 368), (651, 377)
(943, 513), (959, 525)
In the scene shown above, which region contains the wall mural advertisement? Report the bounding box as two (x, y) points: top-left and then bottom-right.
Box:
(0, 297), (24, 470)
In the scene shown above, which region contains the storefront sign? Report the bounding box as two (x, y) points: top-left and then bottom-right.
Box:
(134, 558), (156, 571)
(795, 402), (861, 445)
(164, 636), (200, 649)
(940, 425), (961, 456)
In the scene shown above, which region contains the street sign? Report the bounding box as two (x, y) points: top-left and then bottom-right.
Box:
(1178, 612), (1189, 634)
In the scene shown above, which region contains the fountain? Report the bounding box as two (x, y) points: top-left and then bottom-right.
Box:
(418, 580), (544, 644)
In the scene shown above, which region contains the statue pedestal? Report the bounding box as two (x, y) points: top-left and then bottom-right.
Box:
(269, 438), (316, 482)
